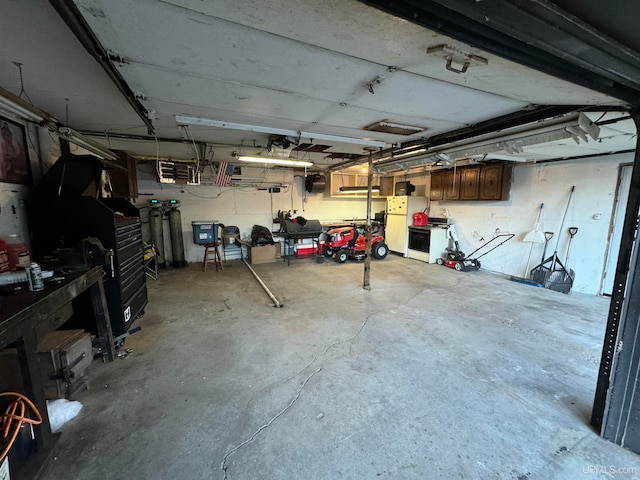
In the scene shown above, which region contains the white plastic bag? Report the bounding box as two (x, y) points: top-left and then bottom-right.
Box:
(46, 399), (83, 432)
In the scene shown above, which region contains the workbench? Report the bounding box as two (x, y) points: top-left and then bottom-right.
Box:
(0, 266), (115, 480)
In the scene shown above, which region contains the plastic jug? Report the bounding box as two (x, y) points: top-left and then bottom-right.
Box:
(412, 212), (428, 226)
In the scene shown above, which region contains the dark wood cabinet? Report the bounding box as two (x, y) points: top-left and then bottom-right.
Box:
(444, 169), (460, 200)
(111, 151), (139, 199)
(460, 167), (480, 200)
(429, 163), (511, 201)
(430, 171), (444, 200)
(479, 164), (510, 200)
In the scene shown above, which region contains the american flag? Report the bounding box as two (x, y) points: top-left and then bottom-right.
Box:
(215, 161), (234, 186)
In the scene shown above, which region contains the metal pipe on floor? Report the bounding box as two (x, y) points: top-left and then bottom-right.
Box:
(242, 258), (283, 308)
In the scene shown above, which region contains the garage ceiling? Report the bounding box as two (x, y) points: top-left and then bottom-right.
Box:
(0, 0), (637, 171)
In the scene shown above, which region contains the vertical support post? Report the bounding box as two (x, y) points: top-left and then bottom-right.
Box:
(363, 152), (373, 290)
(592, 111), (640, 441)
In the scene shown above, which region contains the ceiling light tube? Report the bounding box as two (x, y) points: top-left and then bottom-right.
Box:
(0, 91), (45, 123)
(338, 186), (380, 194)
(58, 127), (118, 161)
(175, 115), (386, 148)
(237, 155), (313, 167)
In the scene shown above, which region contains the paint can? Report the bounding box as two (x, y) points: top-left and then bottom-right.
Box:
(26, 263), (44, 291)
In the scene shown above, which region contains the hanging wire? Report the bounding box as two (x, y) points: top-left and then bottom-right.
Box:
(154, 133), (162, 180)
(181, 124), (200, 173)
(13, 62), (34, 105)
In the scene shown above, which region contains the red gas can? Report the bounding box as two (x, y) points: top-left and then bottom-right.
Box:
(0, 239), (9, 273)
(412, 212), (428, 226)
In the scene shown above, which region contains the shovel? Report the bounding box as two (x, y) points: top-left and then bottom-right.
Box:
(532, 186), (576, 294)
(531, 231), (554, 284)
(565, 227), (578, 280)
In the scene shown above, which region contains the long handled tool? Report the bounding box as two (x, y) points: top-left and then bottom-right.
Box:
(531, 186), (576, 293)
(565, 226), (578, 280)
(524, 203), (546, 243)
(531, 231), (554, 284)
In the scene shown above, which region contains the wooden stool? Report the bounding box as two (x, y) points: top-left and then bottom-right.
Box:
(202, 243), (223, 272)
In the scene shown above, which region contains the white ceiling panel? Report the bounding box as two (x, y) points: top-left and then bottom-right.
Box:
(0, 0), (634, 168)
(0, 0), (141, 129)
(162, 0), (624, 106)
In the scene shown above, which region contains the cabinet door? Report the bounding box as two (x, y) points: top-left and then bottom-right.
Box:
(444, 169), (460, 200)
(430, 171), (444, 200)
(111, 152), (139, 198)
(479, 164), (504, 200)
(379, 176), (394, 197)
(460, 167), (480, 200)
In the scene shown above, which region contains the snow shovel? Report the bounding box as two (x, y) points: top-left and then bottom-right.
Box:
(524, 203), (546, 243)
(532, 186), (576, 294)
(530, 231), (554, 284)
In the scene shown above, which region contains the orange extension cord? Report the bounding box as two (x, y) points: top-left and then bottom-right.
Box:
(0, 392), (42, 463)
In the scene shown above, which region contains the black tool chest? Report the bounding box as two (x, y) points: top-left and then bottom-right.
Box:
(29, 154), (147, 337)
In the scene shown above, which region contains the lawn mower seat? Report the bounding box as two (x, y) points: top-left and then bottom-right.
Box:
(347, 228), (359, 248)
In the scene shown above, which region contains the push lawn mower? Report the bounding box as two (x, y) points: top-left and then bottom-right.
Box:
(436, 226), (515, 271)
(323, 224), (388, 263)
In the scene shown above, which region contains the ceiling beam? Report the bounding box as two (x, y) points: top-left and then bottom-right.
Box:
(359, 0), (640, 108)
(49, 0), (155, 134)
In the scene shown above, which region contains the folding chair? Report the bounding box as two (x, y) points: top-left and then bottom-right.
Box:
(221, 226), (241, 263)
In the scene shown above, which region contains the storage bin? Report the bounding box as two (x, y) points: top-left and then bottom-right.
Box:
(192, 221), (218, 245)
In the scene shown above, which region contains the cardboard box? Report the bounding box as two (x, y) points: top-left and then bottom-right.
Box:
(249, 244), (277, 265)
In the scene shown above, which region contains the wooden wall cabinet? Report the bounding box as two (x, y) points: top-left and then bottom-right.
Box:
(429, 164), (511, 201)
(379, 176), (395, 197)
(327, 172), (393, 197)
(460, 167), (480, 200)
(430, 171), (444, 201)
(479, 164), (510, 200)
(111, 151), (139, 199)
(444, 169), (460, 200)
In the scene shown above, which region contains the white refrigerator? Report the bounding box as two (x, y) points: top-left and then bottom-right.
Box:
(386, 195), (429, 256)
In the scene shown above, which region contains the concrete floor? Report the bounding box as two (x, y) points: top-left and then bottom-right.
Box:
(40, 254), (640, 480)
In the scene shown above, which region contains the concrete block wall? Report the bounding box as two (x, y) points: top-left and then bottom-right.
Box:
(135, 165), (386, 265)
(1, 122), (631, 296)
(429, 154), (632, 295)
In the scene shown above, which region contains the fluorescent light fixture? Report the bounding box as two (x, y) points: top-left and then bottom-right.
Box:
(175, 115), (386, 148)
(0, 88), (47, 123)
(372, 113), (601, 173)
(237, 155), (313, 167)
(58, 127), (118, 161)
(338, 186), (380, 194)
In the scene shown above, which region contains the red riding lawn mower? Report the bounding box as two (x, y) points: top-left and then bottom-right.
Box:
(323, 225), (388, 263)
